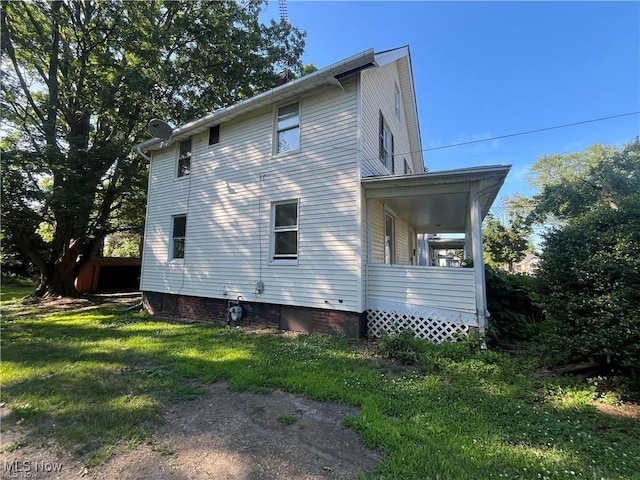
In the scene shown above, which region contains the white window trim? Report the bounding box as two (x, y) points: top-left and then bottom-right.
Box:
(269, 199), (299, 266)
(273, 101), (301, 156)
(394, 83), (402, 121)
(170, 214), (187, 262)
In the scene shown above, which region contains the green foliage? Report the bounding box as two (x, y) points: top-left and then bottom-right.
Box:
(103, 232), (141, 258)
(0, 1), (306, 296)
(276, 413), (298, 426)
(485, 266), (543, 346)
(378, 329), (421, 364)
(529, 139), (640, 391)
(535, 193), (640, 380)
(483, 214), (529, 270)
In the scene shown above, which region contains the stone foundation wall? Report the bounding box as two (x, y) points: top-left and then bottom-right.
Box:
(142, 291), (367, 338)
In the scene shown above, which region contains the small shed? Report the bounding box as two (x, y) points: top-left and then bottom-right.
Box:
(75, 257), (141, 293)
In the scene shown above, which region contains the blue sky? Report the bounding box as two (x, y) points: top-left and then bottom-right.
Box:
(262, 1), (640, 205)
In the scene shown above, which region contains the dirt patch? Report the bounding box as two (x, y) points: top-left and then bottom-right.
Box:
(1, 382), (382, 480)
(591, 401), (640, 422)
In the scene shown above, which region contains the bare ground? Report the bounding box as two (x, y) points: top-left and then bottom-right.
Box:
(2, 293), (381, 479)
(1, 381), (382, 479)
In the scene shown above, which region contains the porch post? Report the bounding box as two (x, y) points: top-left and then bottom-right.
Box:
(470, 184), (488, 333)
(464, 208), (473, 260)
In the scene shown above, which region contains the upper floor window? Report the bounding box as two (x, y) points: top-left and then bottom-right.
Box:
(177, 139), (191, 177)
(171, 215), (187, 260)
(394, 83), (401, 120)
(404, 158), (412, 174)
(276, 102), (300, 153)
(209, 125), (220, 145)
(272, 200), (298, 262)
(379, 112), (394, 171)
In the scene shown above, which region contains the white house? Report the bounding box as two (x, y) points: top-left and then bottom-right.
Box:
(134, 46), (510, 342)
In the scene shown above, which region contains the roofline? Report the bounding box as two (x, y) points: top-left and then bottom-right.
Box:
(361, 164), (512, 188)
(373, 46), (424, 172)
(135, 49), (376, 152)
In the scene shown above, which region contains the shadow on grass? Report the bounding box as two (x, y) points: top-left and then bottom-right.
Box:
(1, 305), (639, 478)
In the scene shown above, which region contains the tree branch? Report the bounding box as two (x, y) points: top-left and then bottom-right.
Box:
(1, 8), (47, 125)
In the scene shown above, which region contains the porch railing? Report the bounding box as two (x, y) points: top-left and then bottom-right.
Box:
(366, 264), (477, 342)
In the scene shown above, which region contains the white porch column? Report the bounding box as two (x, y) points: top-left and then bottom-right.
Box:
(464, 207), (473, 260)
(470, 184), (488, 332)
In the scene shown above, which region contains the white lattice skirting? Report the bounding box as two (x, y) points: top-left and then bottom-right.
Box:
(366, 308), (472, 343)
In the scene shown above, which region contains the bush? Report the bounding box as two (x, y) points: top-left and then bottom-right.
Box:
(485, 265), (543, 346)
(535, 195), (640, 388)
(378, 329), (421, 364)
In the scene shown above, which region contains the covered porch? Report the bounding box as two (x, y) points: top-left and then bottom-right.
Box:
(362, 165), (510, 342)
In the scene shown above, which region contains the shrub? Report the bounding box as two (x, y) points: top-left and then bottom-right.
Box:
(485, 265), (543, 346)
(535, 195), (640, 389)
(378, 329), (421, 364)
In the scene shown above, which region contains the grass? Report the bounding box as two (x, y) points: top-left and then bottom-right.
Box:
(277, 413), (298, 426)
(1, 281), (36, 304)
(1, 296), (639, 478)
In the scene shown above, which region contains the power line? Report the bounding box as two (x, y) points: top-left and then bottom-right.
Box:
(425, 111), (640, 152)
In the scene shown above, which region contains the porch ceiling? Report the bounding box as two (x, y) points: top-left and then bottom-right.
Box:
(362, 165), (511, 233)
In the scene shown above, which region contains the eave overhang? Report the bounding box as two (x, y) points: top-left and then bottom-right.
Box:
(362, 165), (511, 232)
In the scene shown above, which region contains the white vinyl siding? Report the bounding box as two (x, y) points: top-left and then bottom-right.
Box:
(361, 62), (413, 177)
(141, 78), (361, 311)
(367, 264), (476, 313)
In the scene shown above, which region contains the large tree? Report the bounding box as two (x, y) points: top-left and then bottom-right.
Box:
(482, 213), (529, 272)
(1, 0), (305, 297)
(531, 139), (640, 379)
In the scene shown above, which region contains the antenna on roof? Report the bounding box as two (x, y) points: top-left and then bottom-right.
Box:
(277, 0), (294, 83)
(279, 0), (288, 23)
(147, 119), (173, 139)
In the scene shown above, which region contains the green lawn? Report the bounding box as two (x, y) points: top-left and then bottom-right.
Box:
(1, 297), (639, 479)
(1, 282), (36, 304)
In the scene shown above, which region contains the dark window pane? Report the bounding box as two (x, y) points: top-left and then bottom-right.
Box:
(173, 239), (185, 259)
(179, 139), (191, 157)
(178, 157), (190, 177)
(173, 216), (186, 237)
(274, 231), (297, 256)
(209, 125), (220, 145)
(275, 203), (297, 228)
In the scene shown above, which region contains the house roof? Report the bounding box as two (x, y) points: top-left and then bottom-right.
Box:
(362, 165), (511, 233)
(134, 46), (424, 171)
(135, 48), (379, 152)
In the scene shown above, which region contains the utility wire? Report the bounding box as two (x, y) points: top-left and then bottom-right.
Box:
(425, 111), (640, 152)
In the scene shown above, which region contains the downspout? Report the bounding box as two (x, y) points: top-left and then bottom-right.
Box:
(134, 145), (152, 162)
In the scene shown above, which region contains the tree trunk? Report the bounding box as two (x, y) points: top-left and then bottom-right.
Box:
(31, 250), (81, 299)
